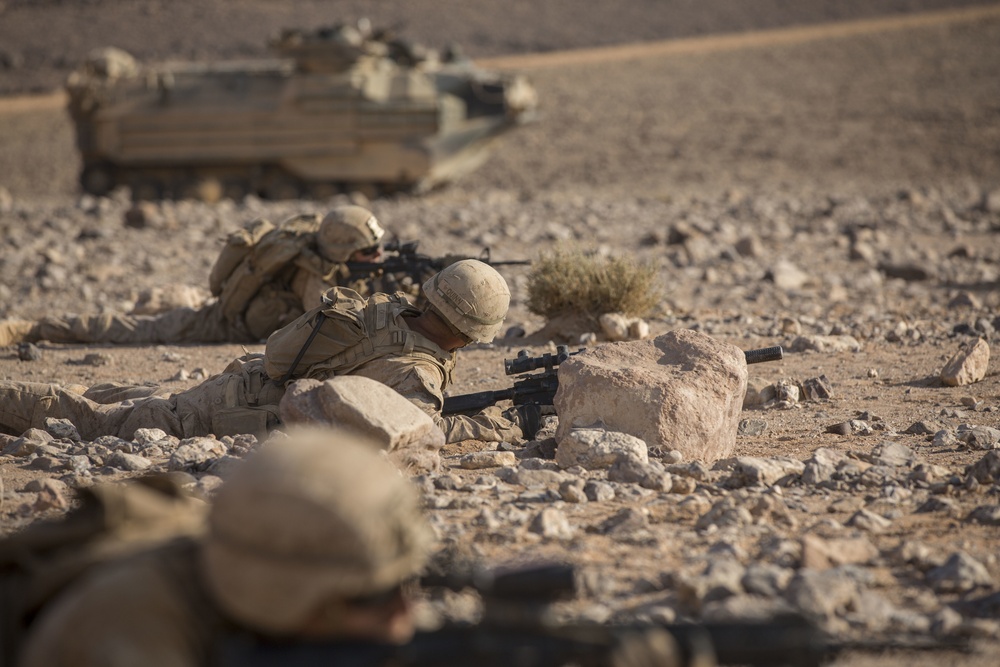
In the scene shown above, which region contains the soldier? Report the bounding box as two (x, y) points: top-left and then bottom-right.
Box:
(0, 260), (533, 444)
(17, 426), (435, 667)
(0, 205), (391, 347)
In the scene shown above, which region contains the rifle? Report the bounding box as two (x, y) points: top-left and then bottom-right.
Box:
(346, 239), (530, 284)
(219, 562), (969, 667)
(442, 344), (785, 416)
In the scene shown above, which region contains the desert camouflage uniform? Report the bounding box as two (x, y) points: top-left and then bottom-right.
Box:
(11, 213), (395, 346)
(0, 290), (519, 443)
(18, 538), (228, 667)
(19, 427), (433, 667)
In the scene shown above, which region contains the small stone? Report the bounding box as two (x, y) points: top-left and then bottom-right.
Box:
(721, 456), (804, 488)
(663, 450), (683, 464)
(870, 442), (916, 467)
(44, 418), (80, 442)
(558, 479), (588, 503)
(785, 569), (861, 619)
(825, 420), (872, 436)
(107, 451), (152, 472)
(790, 335), (862, 353)
(67, 455), (92, 474)
(932, 430), (959, 448)
(741, 563), (793, 597)
(17, 342), (42, 361)
(958, 426), (1000, 451)
(133, 428), (170, 446)
(459, 451), (517, 469)
(801, 534), (879, 569)
(916, 497), (958, 515)
(737, 419), (767, 436)
(529, 507), (574, 540)
(845, 509), (892, 533)
(800, 375), (832, 401)
(583, 480), (615, 502)
(926, 552), (993, 593)
(905, 420), (947, 435)
(27, 456), (63, 471)
(555, 428), (648, 469)
(167, 436), (227, 472)
(940, 338), (990, 387)
(607, 456), (672, 491)
(598, 508), (650, 535)
(3, 429), (53, 457)
(966, 505), (1000, 525)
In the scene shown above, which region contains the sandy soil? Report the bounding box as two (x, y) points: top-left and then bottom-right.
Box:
(1, 2), (999, 665)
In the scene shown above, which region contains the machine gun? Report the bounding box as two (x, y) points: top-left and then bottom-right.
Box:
(346, 239), (530, 284)
(219, 562), (968, 667)
(442, 344), (785, 416)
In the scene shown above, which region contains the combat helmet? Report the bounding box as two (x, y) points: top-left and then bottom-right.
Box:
(422, 259), (510, 343)
(316, 205), (385, 262)
(200, 427), (433, 635)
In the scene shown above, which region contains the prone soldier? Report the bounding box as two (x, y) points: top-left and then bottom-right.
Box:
(15, 427), (435, 667)
(0, 260), (531, 444)
(0, 205), (393, 346)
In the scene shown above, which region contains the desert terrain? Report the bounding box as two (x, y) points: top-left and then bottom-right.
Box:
(0, 1), (999, 665)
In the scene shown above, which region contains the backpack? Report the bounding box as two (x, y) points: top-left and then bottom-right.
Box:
(0, 475), (207, 667)
(209, 214), (323, 324)
(264, 287), (452, 385)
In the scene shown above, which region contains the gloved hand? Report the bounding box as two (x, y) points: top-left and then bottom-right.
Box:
(610, 628), (683, 667)
(503, 403), (544, 440)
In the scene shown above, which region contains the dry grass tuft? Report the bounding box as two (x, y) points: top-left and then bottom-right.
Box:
(526, 249), (660, 320)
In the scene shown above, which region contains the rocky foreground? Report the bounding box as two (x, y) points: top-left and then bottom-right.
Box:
(1, 184), (999, 664)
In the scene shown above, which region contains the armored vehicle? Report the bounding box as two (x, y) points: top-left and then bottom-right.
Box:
(65, 23), (537, 200)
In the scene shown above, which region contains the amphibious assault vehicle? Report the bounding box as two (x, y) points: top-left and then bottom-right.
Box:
(65, 23), (537, 200)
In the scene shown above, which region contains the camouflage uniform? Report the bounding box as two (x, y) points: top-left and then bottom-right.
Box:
(0, 288), (520, 443)
(19, 428), (434, 667)
(18, 538), (229, 667)
(3, 208), (395, 347)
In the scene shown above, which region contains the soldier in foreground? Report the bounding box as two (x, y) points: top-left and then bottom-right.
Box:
(0, 260), (530, 443)
(0, 205), (390, 346)
(16, 427), (434, 667)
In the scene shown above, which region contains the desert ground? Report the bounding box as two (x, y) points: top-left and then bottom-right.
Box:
(1, 1), (999, 665)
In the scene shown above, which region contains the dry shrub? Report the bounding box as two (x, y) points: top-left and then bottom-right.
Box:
(526, 249), (660, 320)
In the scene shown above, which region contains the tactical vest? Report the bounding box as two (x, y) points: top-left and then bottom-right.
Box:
(209, 214), (325, 324)
(264, 287), (454, 387)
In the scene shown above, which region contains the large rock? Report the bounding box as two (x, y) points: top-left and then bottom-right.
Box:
(280, 376), (445, 472)
(554, 330), (748, 463)
(940, 338), (990, 387)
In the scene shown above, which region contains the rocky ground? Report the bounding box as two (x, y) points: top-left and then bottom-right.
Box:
(1, 1), (1000, 665)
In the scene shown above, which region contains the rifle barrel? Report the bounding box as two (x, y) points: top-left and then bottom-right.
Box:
(442, 387), (515, 416)
(745, 346), (783, 364)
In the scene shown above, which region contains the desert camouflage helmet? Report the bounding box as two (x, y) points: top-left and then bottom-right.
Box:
(316, 205), (385, 262)
(200, 427), (433, 635)
(422, 259), (510, 343)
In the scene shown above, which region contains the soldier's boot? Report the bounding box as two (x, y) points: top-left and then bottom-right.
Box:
(0, 319), (39, 347)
